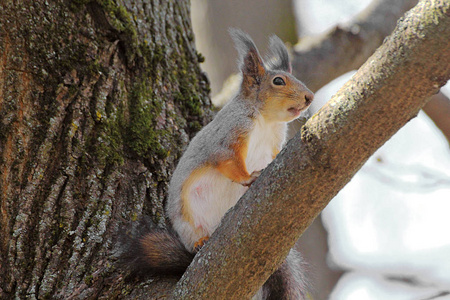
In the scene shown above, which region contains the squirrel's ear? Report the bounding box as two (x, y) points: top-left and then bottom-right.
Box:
(229, 28), (266, 86)
(265, 35), (292, 73)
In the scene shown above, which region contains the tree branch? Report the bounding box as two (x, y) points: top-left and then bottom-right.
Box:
(173, 1), (450, 298)
(292, 0), (418, 92)
(423, 92), (450, 147)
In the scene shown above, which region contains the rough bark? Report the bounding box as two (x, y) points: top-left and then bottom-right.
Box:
(0, 0), (211, 298)
(173, 1), (450, 298)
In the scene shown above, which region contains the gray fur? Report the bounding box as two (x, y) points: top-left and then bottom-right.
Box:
(265, 35), (292, 73)
(167, 95), (259, 228)
(167, 97), (309, 297)
(168, 29), (267, 228)
(229, 28), (261, 71)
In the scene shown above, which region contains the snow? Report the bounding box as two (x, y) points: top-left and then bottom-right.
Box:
(330, 272), (450, 300)
(294, 0), (372, 36)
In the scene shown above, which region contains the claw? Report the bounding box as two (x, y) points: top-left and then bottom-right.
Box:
(194, 236), (210, 252)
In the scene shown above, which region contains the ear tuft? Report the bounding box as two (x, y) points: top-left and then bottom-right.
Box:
(229, 28), (266, 83)
(265, 35), (292, 73)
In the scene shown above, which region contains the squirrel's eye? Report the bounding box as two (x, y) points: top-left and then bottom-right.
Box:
(273, 77), (286, 86)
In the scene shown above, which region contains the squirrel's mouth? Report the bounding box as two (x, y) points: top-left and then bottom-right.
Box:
(288, 98), (313, 117)
(287, 106), (302, 118)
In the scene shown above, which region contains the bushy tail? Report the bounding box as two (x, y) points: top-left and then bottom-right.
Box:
(120, 220), (194, 277)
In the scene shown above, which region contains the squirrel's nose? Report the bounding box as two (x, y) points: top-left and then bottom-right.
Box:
(304, 92), (314, 105)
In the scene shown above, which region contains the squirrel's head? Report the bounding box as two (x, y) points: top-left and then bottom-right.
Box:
(230, 29), (313, 122)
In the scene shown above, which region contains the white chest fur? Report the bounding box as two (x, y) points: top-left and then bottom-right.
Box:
(245, 115), (287, 173)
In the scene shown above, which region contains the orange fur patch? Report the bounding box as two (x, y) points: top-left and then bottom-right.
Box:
(216, 134), (251, 183)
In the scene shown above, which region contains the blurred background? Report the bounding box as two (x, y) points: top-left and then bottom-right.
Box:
(191, 0), (450, 299)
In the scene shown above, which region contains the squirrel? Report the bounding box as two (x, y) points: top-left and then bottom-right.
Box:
(124, 29), (314, 299)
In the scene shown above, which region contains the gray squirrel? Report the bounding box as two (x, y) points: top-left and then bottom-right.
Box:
(125, 29), (314, 299)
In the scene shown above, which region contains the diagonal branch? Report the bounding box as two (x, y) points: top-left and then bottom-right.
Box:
(173, 1), (450, 298)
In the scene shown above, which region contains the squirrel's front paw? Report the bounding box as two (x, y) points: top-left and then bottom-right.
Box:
(241, 170), (262, 187)
(194, 236), (210, 252)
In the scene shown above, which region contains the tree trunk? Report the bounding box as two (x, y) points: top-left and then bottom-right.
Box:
(0, 0), (211, 298)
